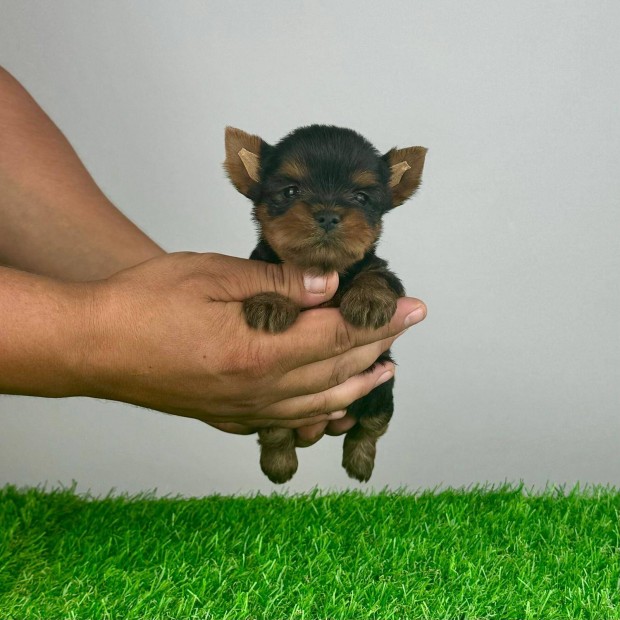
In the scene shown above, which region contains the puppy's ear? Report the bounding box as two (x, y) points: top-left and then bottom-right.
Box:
(383, 146), (428, 206)
(224, 126), (266, 197)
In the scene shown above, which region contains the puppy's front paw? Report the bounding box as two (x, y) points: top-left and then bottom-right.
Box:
(340, 286), (398, 330)
(243, 292), (299, 333)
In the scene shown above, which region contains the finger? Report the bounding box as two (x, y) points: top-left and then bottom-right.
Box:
(262, 362), (395, 421)
(269, 297), (426, 370)
(195, 252), (339, 308)
(324, 413), (358, 436)
(274, 333), (400, 400)
(295, 419), (329, 447)
(206, 421), (257, 435)
(236, 409), (346, 430)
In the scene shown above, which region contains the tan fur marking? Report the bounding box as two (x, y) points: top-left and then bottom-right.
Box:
(255, 203), (380, 273)
(339, 210), (380, 261)
(278, 160), (307, 180)
(352, 170), (378, 186)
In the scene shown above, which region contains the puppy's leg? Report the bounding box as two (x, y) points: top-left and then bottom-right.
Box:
(342, 412), (392, 482)
(258, 427), (298, 484)
(342, 374), (394, 482)
(243, 290), (299, 482)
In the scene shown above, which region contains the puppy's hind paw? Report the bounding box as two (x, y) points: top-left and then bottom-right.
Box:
(260, 447), (298, 484)
(342, 412), (391, 482)
(342, 436), (376, 483)
(258, 427), (298, 483)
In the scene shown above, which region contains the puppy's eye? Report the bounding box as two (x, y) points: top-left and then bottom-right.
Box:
(283, 186), (300, 199)
(354, 192), (369, 205)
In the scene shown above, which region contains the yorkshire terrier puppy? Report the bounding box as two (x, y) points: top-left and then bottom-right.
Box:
(224, 125), (427, 483)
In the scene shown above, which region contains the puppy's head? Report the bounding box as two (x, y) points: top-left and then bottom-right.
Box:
(225, 125), (426, 273)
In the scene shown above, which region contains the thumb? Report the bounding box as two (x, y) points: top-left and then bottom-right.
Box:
(197, 253), (339, 307)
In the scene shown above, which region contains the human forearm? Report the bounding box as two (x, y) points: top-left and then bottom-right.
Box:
(0, 66), (163, 281)
(0, 266), (88, 396)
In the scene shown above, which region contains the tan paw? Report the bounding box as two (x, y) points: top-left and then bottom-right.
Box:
(342, 434), (376, 482)
(258, 427), (298, 483)
(260, 447), (298, 483)
(340, 286), (397, 330)
(243, 292), (299, 333)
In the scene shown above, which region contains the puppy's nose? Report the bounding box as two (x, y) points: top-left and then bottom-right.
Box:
(315, 210), (341, 232)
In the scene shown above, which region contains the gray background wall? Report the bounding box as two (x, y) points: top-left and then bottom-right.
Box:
(1, 1), (618, 496)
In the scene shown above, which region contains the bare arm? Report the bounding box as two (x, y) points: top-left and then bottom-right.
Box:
(0, 66), (163, 280)
(0, 265), (87, 397)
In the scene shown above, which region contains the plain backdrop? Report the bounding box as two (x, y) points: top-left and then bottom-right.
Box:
(1, 1), (619, 496)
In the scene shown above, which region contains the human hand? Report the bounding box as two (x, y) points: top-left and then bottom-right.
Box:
(77, 252), (426, 434)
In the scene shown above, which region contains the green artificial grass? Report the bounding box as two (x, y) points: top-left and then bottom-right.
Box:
(0, 485), (619, 619)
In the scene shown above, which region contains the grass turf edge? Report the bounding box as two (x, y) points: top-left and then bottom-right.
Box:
(1, 483), (619, 619)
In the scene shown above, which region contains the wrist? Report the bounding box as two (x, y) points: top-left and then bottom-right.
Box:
(0, 268), (97, 398)
(63, 278), (126, 402)
(66, 274), (156, 407)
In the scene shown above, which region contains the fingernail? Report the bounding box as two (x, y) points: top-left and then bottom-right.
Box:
(327, 410), (346, 420)
(375, 370), (394, 387)
(404, 304), (426, 327)
(304, 272), (328, 294)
